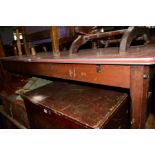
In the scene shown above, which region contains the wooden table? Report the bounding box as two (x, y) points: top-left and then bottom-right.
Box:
(1, 44), (155, 128)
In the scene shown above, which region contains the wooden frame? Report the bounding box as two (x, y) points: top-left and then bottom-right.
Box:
(21, 26), (76, 56)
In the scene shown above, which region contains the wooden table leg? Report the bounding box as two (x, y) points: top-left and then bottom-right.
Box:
(50, 26), (60, 57)
(21, 26), (31, 56)
(16, 29), (22, 56)
(130, 66), (150, 128)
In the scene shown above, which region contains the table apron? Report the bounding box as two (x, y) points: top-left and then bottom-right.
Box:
(2, 61), (130, 88)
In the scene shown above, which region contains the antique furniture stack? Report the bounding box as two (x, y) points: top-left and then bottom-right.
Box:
(1, 26), (155, 129)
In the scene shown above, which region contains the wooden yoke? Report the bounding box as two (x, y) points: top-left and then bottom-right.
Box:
(50, 26), (60, 57)
(69, 26), (150, 55)
(119, 27), (150, 54)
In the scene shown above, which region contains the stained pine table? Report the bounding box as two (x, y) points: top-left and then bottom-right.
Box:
(1, 44), (155, 128)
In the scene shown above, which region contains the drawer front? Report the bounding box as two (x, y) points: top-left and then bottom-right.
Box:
(3, 61), (130, 88)
(24, 100), (86, 129)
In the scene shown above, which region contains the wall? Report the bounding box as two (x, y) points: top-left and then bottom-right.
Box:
(0, 27), (14, 45)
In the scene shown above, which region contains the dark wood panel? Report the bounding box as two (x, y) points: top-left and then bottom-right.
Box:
(0, 63), (4, 82)
(26, 30), (50, 42)
(2, 61), (130, 88)
(22, 81), (129, 129)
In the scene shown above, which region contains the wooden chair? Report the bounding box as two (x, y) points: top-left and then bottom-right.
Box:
(14, 26), (76, 57)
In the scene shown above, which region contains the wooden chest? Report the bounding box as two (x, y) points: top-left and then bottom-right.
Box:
(22, 81), (130, 129)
